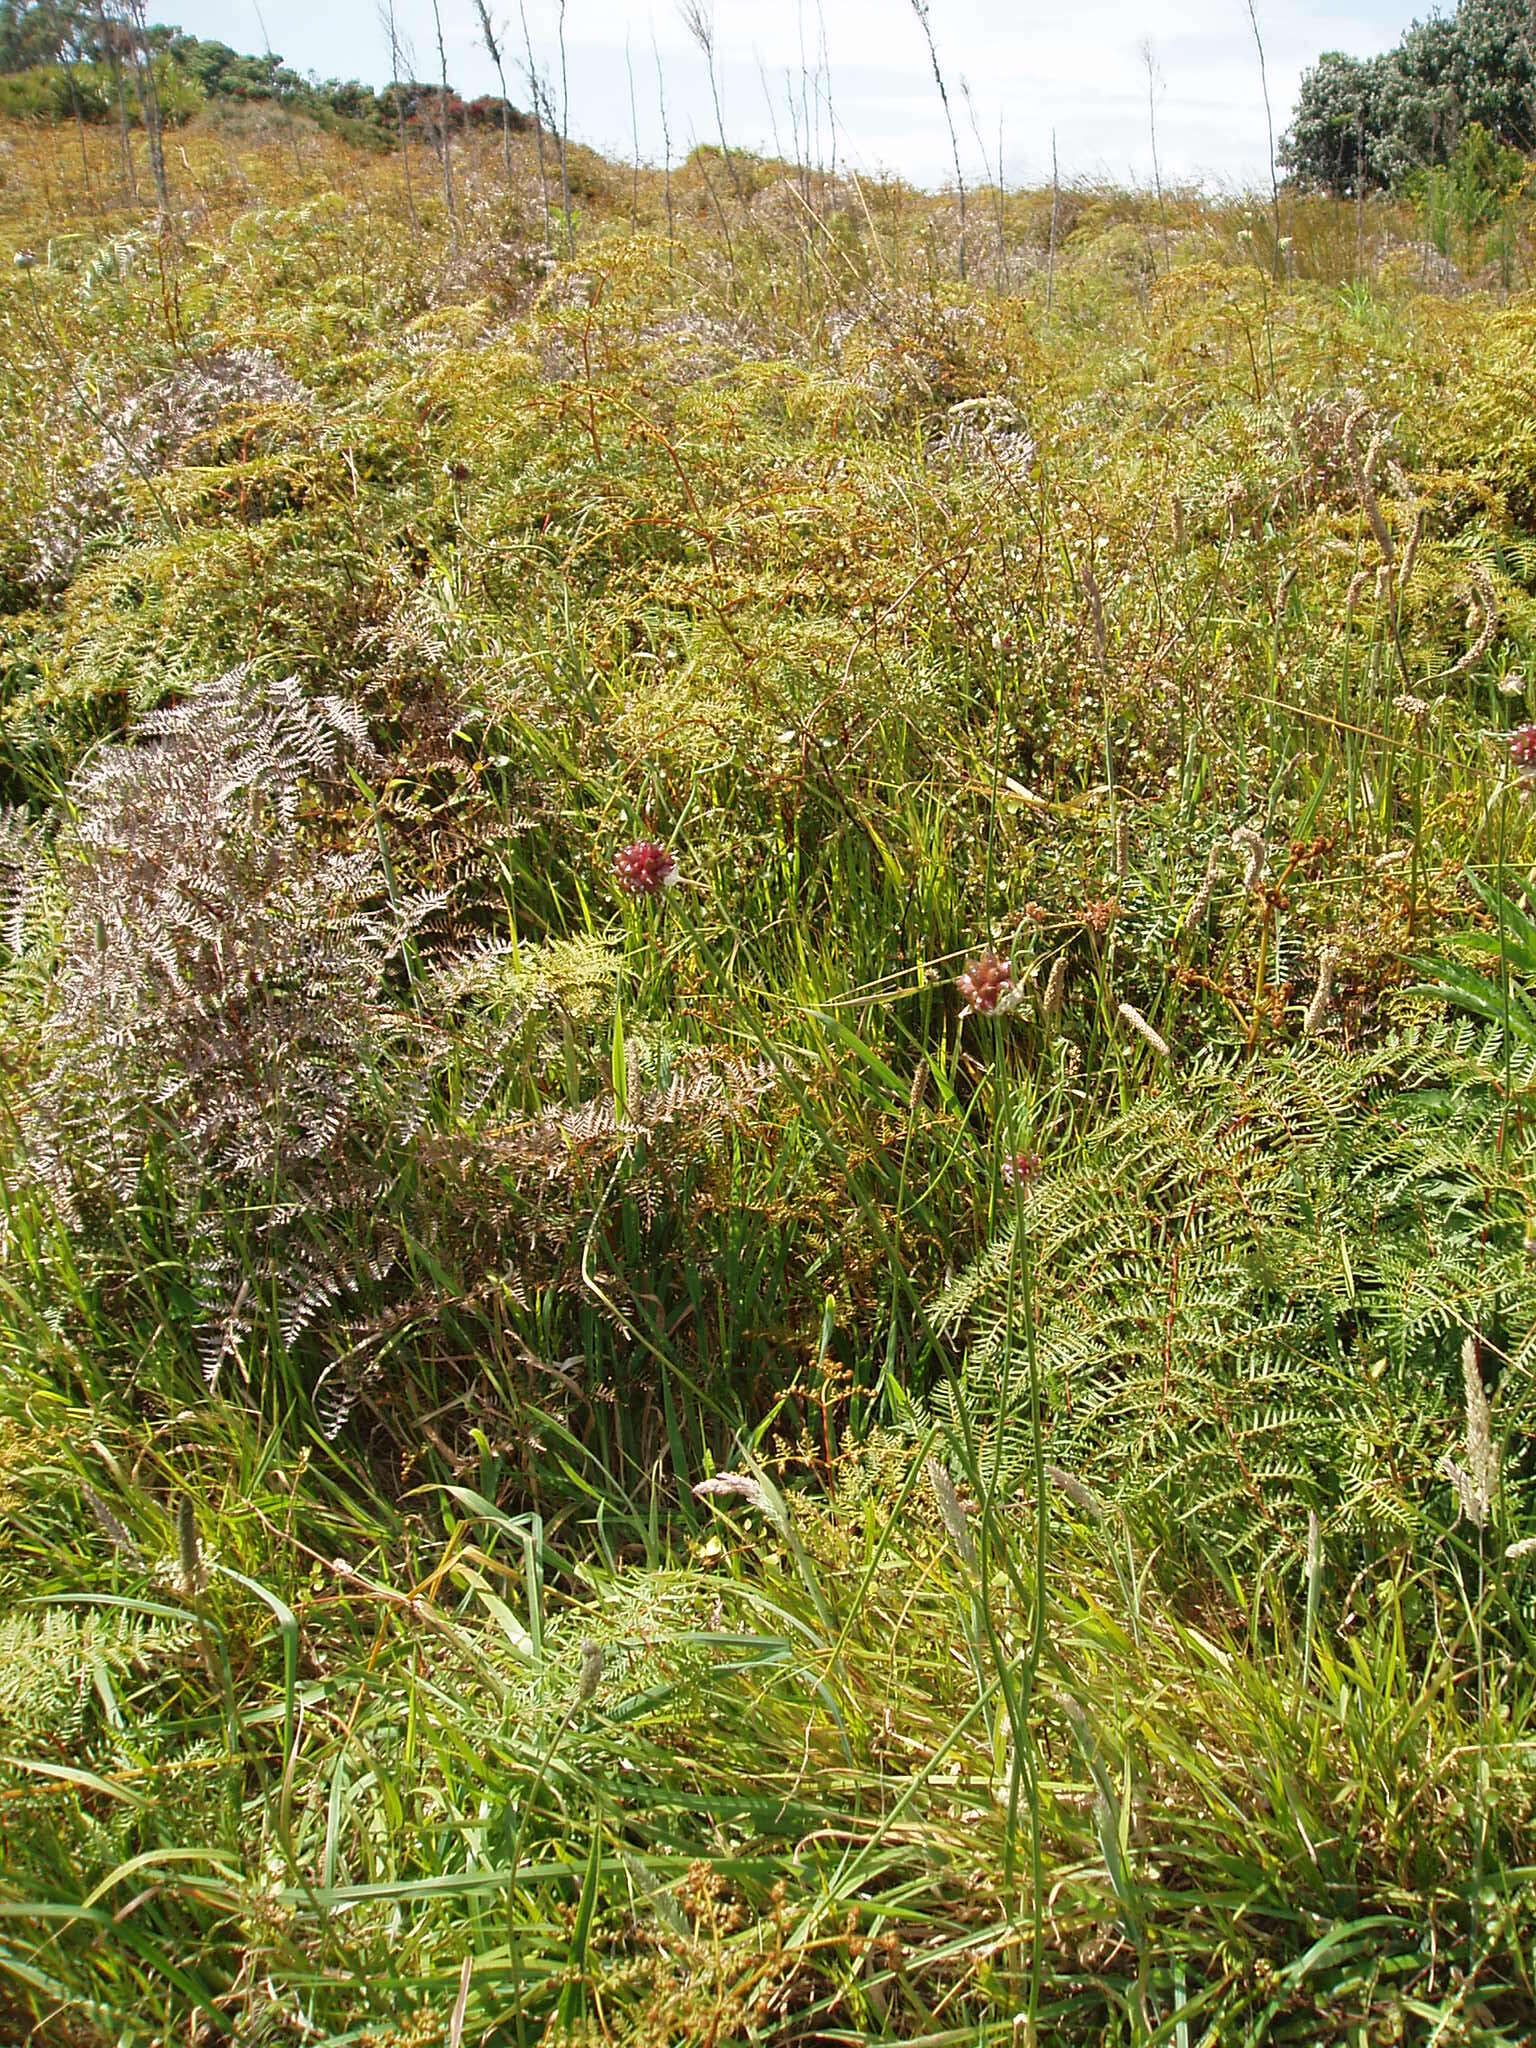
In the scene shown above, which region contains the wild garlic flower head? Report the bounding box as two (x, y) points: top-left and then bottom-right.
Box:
(1000, 1149), (1041, 1188)
(956, 951), (1017, 1017)
(613, 840), (678, 897)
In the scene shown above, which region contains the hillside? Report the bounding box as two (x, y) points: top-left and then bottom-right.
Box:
(2, 105), (1536, 2046)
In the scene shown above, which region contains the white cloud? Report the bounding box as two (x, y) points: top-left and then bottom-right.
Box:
(176, 0), (1422, 190)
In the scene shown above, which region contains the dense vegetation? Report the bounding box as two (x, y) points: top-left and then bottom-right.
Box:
(2, 75), (1536, 2048)
(1285, 0), (1534, 192)
(0, 2), (528, 146)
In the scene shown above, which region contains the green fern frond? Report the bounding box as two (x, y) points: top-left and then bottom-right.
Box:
(0, 1608), (193, 1742)
(929, 1038), (1535, 1560)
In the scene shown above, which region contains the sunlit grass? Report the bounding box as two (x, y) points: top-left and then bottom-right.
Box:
(1, 106), (1535, 2044)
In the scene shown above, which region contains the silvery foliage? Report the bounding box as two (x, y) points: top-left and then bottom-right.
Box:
(8, 669), (431, 1381)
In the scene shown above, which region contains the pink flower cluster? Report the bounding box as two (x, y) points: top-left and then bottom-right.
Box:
(613, 840), (679, 897)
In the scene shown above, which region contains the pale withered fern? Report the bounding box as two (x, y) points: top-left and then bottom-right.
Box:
(26, 349), (311, 590)
(13, 668), (431, 1386)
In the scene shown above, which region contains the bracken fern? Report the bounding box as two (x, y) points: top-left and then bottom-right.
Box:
(931, 1030), (1534, 1563)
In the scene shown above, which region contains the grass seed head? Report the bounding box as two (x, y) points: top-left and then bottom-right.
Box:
(1118, 1001), (1170, 1058)
(1303, 945), (1336, 1036)
(1450, 565), (1498, 677)
(1081, 563), (1107, 660)
(1343, 401), (1395, 565)
(924, 1457), (977, 1568)
(1440, 1334), (1498, 1531)
(1232, 825), (1266, 893)
(176, 1497), (205, 1598)
(908, 1063), (930, 1120)
(1042, 952), (1068, 1017)
(1047, 1463), (1106, 1522)
(1461, 1334), (1496, 1520)
(578, 1639), (604, 1701)
(81, 1483), (143, 1567)
(1184, 842), (1222, 932)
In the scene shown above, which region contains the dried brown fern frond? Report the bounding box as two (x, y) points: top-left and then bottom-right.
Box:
(26, 668), (403, 1199)
(826, 287), (1010, 421)
(442, 1047), (776, 1187)
(27, 349), (311, 589)
(388, 1043), (779, 1383)
(15, 668), (429, 1384)
(0, 805), (47, 958)
(931, 396), (1036, 482)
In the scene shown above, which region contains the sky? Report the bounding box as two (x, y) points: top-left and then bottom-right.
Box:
(167, 0), (1428, 192)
